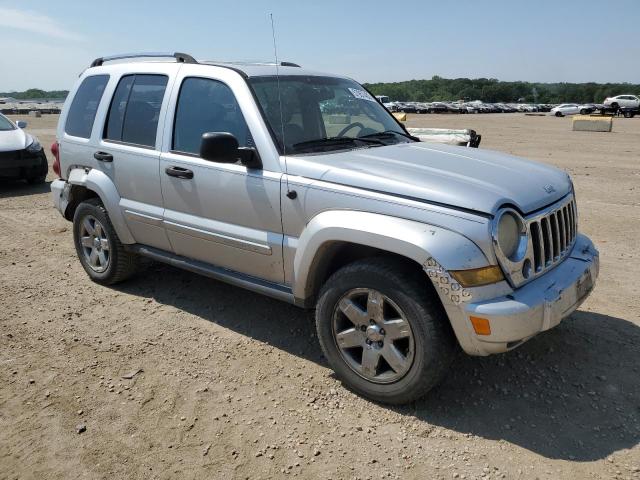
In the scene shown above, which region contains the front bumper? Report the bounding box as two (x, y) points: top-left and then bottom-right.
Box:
(0, 148), (47, 178)
(454, 234), (599, 355)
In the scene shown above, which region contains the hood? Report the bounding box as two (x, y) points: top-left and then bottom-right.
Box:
(289, 142), (571, 215)
(0, 127), (29, 151)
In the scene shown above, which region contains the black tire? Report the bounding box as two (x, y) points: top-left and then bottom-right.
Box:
(555, 111), (563, 117)
(73, 197), (138, 285)
(611, 102), (619, 110)
(623, 111), (632, 118)
(315, 257), (457, 404)
(580, 109), (587, 115)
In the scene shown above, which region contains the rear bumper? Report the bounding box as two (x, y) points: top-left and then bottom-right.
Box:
(51, 178), (70, 217)
(454, 234), (599, 355)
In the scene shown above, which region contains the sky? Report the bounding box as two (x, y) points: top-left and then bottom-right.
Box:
(0, 0), (639, 91)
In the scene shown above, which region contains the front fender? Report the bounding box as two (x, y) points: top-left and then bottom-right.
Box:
(67, 168), (135, 244)
(292, 210), (490, 300)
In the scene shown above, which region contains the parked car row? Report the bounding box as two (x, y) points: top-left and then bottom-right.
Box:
(377, 95), (640, 118)
(381, 100), (554, 114)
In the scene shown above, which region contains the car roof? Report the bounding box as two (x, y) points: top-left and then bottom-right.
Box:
(85, 52), (343, 80)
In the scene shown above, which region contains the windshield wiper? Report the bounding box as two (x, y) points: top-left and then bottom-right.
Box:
(292, 136), (385, 151)
(359, 130), (417, 141)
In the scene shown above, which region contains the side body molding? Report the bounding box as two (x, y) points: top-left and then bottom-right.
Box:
(292, 210), (490, 300)
(67, 168), (135, 244)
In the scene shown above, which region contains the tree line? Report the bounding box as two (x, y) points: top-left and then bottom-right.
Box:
(0, 89), (68, 100)
(3, 79), (640, 104)
(364, 76), (640, 104)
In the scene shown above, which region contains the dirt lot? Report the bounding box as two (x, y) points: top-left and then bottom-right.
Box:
(1, 113), (638, 480)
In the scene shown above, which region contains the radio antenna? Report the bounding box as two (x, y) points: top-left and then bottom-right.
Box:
(270, 13), (296, 199)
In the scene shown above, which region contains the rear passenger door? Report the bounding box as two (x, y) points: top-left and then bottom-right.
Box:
(159, 71), (284, 284)
(98, 69), (175, 251)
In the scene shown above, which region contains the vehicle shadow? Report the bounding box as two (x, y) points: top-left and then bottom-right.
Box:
(116, 262), (639, 462)
(0, 178), (51, 198)
(403, 309), (640, 462)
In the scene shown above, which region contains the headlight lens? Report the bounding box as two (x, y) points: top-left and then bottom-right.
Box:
(26, 136), (42, 153)
(495, 210), (527, 261)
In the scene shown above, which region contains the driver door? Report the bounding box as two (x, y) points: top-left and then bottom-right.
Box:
(159, 74), (284, 284)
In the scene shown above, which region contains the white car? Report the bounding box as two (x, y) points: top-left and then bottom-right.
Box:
(550, 104), (580, 117)
(0, 113), (48, 183)
(603, 95), (640, 109)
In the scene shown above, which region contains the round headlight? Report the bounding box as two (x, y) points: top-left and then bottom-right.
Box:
(496, 210), (526, 261)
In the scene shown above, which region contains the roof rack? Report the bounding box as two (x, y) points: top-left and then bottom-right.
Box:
(89, 52), (197, 68)
(201, 60), (301, 68)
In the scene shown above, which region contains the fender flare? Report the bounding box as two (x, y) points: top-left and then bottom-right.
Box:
(292, 210), (489, 300)
(67, 168), (135, 244)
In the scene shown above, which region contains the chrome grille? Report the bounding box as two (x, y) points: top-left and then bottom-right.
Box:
(528, 196), (577, 274)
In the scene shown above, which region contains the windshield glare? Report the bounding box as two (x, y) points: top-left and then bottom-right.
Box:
(249, 76), (408, 154)
(0, 114), (15, 131)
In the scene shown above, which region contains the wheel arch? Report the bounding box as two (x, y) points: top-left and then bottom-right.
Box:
(65, 168), (135, 244)
(292, 210), (490, 304)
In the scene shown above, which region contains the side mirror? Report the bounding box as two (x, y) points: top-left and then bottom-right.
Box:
(16, 120), (27, 129)
(200, 132), (262, 169)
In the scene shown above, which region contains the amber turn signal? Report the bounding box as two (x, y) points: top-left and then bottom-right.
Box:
(449, 265), (504, 287)
(470, 316), (491, 336)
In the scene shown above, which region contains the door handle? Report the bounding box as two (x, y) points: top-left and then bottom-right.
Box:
(165, 166), (194, 179)
(94, 151), (113, 162)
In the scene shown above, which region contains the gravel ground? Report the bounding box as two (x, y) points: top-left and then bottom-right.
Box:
(1, 113), (638, 480)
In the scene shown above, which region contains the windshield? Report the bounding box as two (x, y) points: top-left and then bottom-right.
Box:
(0, 114), (15, 131)
(248, 75), (410, 154)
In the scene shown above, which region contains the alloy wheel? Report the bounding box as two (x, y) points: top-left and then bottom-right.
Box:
(332, 288), (415, 384)
(79, 215), (110, 273)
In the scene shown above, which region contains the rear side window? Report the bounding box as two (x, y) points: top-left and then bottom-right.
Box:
(172, 77), (251, 155)
(65, 75), (109, 138)
(105, 74), (168, 148)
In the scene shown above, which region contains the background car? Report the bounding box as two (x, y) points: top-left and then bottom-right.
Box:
(603, 94), (640, 109)
(550, 104), (580, 116)
(578, 104), (597, 115)
(428, 102), (449, 113)
(395, 102), (417, 113)
(0, 113), (48, 184)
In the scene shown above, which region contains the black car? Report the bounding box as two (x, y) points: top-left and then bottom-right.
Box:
(0, 114), (48, 184)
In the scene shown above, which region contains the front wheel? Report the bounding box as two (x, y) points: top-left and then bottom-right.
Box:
(73, 198), (138, 285)
(555, 111), (563, 117)
(315, 258), (457, 404)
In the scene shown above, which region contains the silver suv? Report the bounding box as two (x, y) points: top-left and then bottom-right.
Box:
(50, 53), (599, 404)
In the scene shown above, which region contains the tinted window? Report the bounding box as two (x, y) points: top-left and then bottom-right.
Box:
(105, 74), (168, 147)
(104, 75), (134, 141)
(65, 75), (109, 138)
(173, 77), (251, 155)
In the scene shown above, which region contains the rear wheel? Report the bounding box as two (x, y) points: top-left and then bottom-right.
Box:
(580, 109), (587, 115)
(73, 198), (138, 285)
(315, 258), (457, 404)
